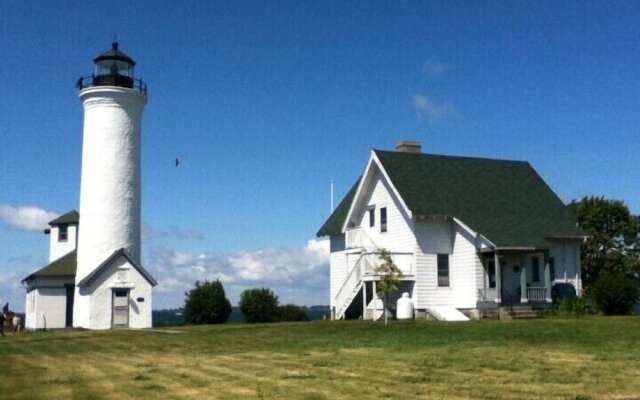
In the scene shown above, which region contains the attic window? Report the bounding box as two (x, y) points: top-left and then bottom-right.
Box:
(58, 224), (68, 242)
(380, 207), (387, 233)
(368, 208), (375, 227)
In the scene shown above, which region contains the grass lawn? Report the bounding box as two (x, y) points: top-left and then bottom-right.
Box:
(1, 317), (639, 399)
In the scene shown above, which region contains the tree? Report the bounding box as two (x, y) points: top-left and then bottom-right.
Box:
(569, 197), (640, 287)
(183, 280), (232, 325)
(240, 288), (279, 323)
(374, 249), (403, 326)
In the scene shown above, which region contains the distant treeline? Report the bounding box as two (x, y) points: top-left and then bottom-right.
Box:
(153, 305), (330, 327)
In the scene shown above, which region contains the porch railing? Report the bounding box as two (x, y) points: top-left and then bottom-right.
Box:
(360, 251), (414, 276)
(334, 250), (414, 320)
(527, 287), (547, 302)
(345, 227), (379, 251)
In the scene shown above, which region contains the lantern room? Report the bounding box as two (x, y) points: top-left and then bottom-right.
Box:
(93, 42), (135, 88)
(76, 42), (147, 95)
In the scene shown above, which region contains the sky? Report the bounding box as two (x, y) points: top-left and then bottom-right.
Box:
(1, 1), (639, 311)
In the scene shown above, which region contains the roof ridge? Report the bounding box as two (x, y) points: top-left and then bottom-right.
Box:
(373, 149), (529, 164)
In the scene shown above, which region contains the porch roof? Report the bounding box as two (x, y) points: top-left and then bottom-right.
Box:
(22, 250), (77, 282)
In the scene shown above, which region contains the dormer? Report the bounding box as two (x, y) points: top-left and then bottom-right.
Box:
(45, 210), (79, 262)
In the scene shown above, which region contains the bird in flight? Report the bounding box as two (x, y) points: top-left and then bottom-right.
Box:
(175, 158), (180, 167)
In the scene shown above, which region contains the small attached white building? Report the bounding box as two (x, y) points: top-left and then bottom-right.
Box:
(24, 212), (79, 330)
(317, 141), (586, 321)
(23, 211), (157, 330)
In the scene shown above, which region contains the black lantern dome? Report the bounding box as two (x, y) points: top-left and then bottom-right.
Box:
(77, 42), (147, 94)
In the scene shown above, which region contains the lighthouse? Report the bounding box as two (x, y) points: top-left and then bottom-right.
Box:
(73, 43), (156, 329)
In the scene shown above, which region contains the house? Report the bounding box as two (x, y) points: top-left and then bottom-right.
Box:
(22, 42), (156, 330)
(23, 211), (157, 330)
(317, 141), (585, 320)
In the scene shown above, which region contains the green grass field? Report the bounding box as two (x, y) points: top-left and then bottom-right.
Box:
(1, 317), (639, 399)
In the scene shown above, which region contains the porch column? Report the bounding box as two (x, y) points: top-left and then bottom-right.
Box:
(362, 281), (367, 319)
(544, 253), (552, 303)
(520, 265), (528, 303)
(494, 251), (501, 304)
(372, 280), (378, 322)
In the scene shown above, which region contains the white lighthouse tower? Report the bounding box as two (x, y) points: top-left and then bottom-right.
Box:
(73, 43), (156, 329)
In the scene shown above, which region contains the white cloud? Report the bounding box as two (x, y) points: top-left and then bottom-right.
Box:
(146, 238), (330, 307)
(422, 60), (449, 78)
(413, 94), (454, 123)
(0, 205), (59, 232)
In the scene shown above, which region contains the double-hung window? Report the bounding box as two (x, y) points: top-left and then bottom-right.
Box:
(437, 254), (450, 287)
(380, 207), (387, 233)
(488, 260), (496, 288)
(58, 224), (68, 242)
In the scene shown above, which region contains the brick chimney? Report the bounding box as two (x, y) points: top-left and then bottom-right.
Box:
(395, 140), (422, 153)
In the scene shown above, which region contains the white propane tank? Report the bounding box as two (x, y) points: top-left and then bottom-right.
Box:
(396, 293), (414, 320)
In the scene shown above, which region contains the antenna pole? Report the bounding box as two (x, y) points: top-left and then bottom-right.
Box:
(330, 180), (334, 213)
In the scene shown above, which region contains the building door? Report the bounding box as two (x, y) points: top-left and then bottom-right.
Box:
(501, 263), (522, 304)
(65, 285), (74, 327)
(112, 289), (130, 328)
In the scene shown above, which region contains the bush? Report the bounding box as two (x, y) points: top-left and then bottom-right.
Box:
(240, 288), (279, 323)
(184, 280), (232, 324)
(554, 297), (592, 317)
(590, 273), (640, 315)
(276, 304), (309, 322)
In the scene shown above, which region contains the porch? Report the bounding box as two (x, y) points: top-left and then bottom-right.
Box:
(477, 249), (553, 306)
(334, 250), (415, 320)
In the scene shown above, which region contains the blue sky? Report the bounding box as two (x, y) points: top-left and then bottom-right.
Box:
(1, 1), (639, 310)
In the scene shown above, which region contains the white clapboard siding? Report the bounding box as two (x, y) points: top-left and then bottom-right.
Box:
(329, 234), (347, 310)
(451, 224), (483, 308)
(352, 166), (416, 253)
(413, 219), (482, 309)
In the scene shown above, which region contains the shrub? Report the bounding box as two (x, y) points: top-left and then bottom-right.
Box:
(554, 297), (592, 317)
(184, 280), (232, 324)
(240, 288), (279, 323)
(590, 273), (640, 315)
(276, 304), (310, 322)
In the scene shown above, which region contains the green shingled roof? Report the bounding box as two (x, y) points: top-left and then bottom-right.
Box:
(49, 210), (79, 226)
(23, 250), (76, 282)
(316, 178), (360, 237)
(317, 150), (583, 248)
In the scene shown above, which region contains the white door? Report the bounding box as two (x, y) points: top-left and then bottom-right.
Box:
(112, 289), (130, 327)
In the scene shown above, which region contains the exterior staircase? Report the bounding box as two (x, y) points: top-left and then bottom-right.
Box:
(334, 229), (382, 320)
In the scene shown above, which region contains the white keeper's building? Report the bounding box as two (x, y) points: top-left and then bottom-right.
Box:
(23, 43), (157, 330)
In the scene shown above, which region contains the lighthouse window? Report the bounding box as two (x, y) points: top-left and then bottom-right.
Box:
(58, 225), (68, 242)
(95, 60), (133, 77)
